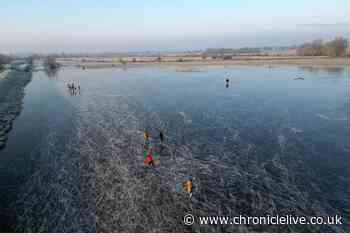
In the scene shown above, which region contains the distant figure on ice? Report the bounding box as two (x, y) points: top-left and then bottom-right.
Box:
(225, 78), (230, 88)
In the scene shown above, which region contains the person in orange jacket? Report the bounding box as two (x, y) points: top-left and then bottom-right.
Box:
(183, 179), (193, 198)
(144, 131), (150, 141)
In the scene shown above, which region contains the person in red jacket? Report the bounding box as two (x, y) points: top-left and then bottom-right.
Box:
(144, 153), (154, 166)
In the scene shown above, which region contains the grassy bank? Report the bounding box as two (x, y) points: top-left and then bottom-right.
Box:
(56, 56), (350, 69)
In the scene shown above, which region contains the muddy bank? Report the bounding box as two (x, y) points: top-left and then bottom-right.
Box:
(0, 69), (32, 150)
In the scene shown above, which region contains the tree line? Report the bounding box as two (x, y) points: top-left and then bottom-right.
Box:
(0, 54), (13, 70)
(297, 37), (349, 57)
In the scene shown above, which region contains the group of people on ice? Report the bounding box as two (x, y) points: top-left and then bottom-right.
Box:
(142, 130), (193, 198)
(143, 130), (162, 167)
(66, 81), (80, 95)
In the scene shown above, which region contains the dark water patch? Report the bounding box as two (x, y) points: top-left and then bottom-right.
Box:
(0, 70), (76, 232)
(0, 69), (33, 232)
(0, 70), (32, 150)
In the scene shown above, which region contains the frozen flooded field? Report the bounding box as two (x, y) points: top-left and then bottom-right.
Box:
(0, 65), (349, 233)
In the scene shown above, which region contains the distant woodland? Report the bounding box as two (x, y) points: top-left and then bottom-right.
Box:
(296, 37), (348, 57)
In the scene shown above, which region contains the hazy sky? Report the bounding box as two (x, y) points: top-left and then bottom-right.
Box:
(1, 0), (350, 53)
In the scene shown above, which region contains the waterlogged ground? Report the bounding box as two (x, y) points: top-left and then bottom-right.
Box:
(0, 65), (349, 233)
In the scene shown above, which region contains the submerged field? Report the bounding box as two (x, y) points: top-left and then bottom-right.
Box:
(0, 65), (349, 233)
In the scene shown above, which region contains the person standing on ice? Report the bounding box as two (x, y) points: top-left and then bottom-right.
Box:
(144, 151), (155, 167)
(143, 131), (151, 150)
(144, 131), (150, 141)
(183, 179), (193, 198)
(159, 130), (164, 143)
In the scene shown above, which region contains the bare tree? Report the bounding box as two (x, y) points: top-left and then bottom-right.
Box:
(177, 58), (184, 62)
(44, 56), (59, 69)
(324, 37), (349, 57)
(311, 39), (324, 56)
(297, 37), (348, 57)
(297, 39), (323, 56)
(222, 55), (233, 60)
(26, 55), (37, 67)
(119, 57), (127, 65)
(0, 54), (12, 70)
